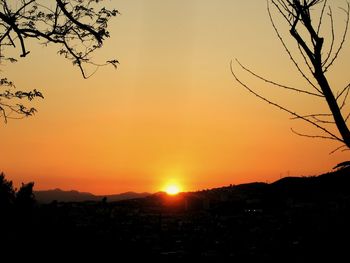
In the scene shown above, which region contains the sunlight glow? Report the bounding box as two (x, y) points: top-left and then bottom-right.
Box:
(165, 184), (181, 195)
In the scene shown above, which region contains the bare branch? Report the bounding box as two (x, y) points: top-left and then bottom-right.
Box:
(345, 112), (350, 122)
(235, 59), (323, 97)
(231, 60), (343, 142)
(297, 43), (315, 75)
(290, 113), (333, 119)
(291, 113), (335, 124)
(322, 7), (335, 67)
(336, 83), (350, 100)
(267, 1), (322, 94)
(291, 128), (340, 141)
(323, 3), (350, 73)
(317, 0), (328, 34)
(329, 144), (347, 155)
(271, 0), (294, 27)
(339, 85), (350, 110)
(233, 0), (350, 150)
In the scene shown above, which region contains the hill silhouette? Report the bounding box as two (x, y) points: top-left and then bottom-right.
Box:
(34, 188), (151, 203)
(33, 167), (350, 205)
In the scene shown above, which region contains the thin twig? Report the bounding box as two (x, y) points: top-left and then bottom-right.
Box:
(268, 1), (322, 94)
(291, 128), (339, 141)
(339, 85), (350, 110)
(322, 7), (335, 67)
(230, 60), (343, 142)
(317, 0), (328, 34)
(324, 3), (350, 73)
(329, 144), (347, 155)
(235, 58), (323, 97)
(336, 83), (350, 100)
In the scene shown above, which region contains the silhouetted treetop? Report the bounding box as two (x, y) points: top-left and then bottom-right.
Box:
(15, 182), (35, 210)
(0, 172), (15, 210)
(0, 0), (119, 77)
(0, 0), (119, 122)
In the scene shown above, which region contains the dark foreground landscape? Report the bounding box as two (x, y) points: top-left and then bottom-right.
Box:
(2, 167), (350, 262)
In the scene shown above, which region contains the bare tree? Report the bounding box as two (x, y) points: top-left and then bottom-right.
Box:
(231, 0), (350, 153)
(0, 0), (119, 122)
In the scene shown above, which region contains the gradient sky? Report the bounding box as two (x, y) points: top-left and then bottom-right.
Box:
(1, 0), (350, 194)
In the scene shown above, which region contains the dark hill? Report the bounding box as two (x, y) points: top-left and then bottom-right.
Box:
(271, 166), (350, 198)
(34, 167), (350, 205)
(34, 188), (151, 203)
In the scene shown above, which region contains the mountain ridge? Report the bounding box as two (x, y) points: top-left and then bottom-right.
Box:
(34, 188), (151, 203)
(34, 166), (350, 203)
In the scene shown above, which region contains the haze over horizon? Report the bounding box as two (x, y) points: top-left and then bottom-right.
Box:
(1, 0), (350, 195)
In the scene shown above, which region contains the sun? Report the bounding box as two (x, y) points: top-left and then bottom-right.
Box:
(165, 184), (181, 195)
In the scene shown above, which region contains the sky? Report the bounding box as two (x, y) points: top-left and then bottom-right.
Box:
(1, 0), (350, 194)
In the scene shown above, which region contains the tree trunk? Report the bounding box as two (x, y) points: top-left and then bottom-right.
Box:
(314, 69), (350, 147)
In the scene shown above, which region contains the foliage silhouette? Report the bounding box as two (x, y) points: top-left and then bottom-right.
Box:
(0, 0), (119, 122)
(232, 0), (350, 152)
(0, 173), (36, 213)
(0, 171), (15, 212)
(15, 182), (35, 210)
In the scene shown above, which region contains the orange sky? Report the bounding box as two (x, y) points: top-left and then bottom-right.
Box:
(1, 0), (350, 194)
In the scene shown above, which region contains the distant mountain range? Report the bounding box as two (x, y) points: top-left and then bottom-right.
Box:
(34, 188), (151, 203)
(34, 166), (350, 204)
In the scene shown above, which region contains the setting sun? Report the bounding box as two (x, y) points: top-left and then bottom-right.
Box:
(165, 184), (181, 195)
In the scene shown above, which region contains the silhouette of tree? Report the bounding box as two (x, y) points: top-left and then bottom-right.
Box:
(231, 0), (350, 152)
(0, 172), (16, 229)
(0, 172), (15, 211)
(0, 0), (119, 122)
(15, 182), (35, 210)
